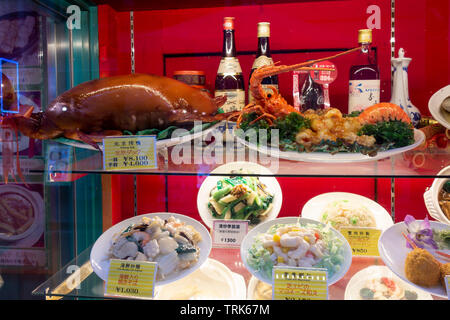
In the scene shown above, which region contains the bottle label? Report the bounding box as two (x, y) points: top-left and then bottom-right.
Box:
(215, 89), (245, 113)
(348, 79), (380, 112)
(249, 83), (278, 104)
(251, 55), (273, 70)
(217, 57), (242, 75)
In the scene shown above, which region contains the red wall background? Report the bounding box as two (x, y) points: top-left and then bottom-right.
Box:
(97, 0), (449, 226)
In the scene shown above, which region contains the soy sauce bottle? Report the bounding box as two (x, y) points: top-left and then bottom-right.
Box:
(248, 22), (278, 104)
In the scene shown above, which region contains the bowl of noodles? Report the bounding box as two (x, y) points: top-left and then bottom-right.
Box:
(301, 192), (393, 231)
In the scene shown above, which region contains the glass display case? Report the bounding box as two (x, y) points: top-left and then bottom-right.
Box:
(0, 0), (448, 304)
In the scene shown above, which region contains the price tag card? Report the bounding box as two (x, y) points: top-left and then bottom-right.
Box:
(103, 135), (157, 171)
(340, 227), (381, 256)
(445, 275), (450, 300)
(105, 259), (157, 299)
(272, 266), (328, 300)
(212, 219), (248, 248)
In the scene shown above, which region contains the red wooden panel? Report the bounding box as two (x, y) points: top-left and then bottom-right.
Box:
(396, 0), (449, 116)
(98, 4), (132, 77)
(393, 178), (434, 223)
(136, 175), (167, 214)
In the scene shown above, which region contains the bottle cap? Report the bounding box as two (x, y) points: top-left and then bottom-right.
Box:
(257, 22), (270, 38)
(358, 29), (372, 44)
(223, 17), (235, 30)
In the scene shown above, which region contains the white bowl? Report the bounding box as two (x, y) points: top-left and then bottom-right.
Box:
(0, 185), (43, 241)
(240, 216), (352, 285)
(424, 165), (450, 224)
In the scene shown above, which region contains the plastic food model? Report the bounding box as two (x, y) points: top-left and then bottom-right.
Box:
(110, 215), (202, 280)
(208, 169), (274, 225)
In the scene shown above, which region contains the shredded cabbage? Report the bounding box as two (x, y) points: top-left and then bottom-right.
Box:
(247, 222), (345, 280)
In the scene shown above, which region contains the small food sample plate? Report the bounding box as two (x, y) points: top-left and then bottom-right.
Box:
(240, 217), (352, 285)
(378, 220), (450, 298)
(90, 212), (212, 286)
(301, 192), (394, 231)
(197, 161), (282, 229)
(345, 265), (433, 300)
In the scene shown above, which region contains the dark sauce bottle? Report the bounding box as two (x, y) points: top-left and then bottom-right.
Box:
(248, 22), (278, 104)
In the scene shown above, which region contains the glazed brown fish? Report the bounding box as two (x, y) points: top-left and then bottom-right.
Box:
(7, 73), (227, 148)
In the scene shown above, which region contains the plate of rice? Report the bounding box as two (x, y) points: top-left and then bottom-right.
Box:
(301, 192), (394, 231)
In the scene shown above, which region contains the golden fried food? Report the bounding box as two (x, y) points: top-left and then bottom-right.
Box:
(404, 248), (441, 287)
(439, 263), (450, 288)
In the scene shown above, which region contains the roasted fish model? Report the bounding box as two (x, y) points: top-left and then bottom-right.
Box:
(5, 73), (228, 149)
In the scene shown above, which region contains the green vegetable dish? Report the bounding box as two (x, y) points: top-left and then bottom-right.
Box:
(208, 169), (274, 225)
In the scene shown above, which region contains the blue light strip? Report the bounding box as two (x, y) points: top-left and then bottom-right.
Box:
(0, 57), (20, 114)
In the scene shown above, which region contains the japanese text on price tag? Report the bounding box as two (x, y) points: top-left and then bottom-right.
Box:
(212, 220), (248, 247)
(272, 266), (328, 300)
(340, 227), (381, 256)
(103, 136), (157, 171)
(105, 259), (157, 299)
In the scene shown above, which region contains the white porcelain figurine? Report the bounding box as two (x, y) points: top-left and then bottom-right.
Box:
(390, 48), (421, 126)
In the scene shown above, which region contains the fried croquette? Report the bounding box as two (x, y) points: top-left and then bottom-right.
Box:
(440, 263), (450, 288)
(404, 248), (441, 287)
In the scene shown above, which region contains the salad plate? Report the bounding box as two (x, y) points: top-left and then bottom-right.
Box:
(234, 129), (424, 163)
(240, 217), (352, 285)
(197, 161), (282, 229)
(428, 84), (450, 130)
(54, 121), (224, 151)
(344, 265), (433, 300)
(378, 220), (450, 298)
(301, 192), (393, 231)
(90, 212), (212, 286)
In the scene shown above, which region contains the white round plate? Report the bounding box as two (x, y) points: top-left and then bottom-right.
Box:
(428, 84), (450, 130)
(378, 220), (450, 298)
(0, 185), (44, 243)
(240, 217), (352, 285)
(247, 276), (273, 300)
(90, 212), (212, 286)
(54, 121), (224, 151)
(154, 258), (246, 300)
(344, 265), (433, 300)
(301, 192), (394, 231)
(235, 129), (424, 163)
(197, 161), (282, 229)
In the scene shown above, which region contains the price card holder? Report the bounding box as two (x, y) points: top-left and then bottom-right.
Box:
(103, 135), (157, 171)
(272, 266), (328, 300)
(212, 219), (248, 248)
(340, 227), (381, 256)
(445, 275), (450, 300)
(105, 259), (157, 299)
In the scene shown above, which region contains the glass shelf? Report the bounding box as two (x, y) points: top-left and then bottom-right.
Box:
(34, 140), (450, 178)
(32, 243), (446, 300)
